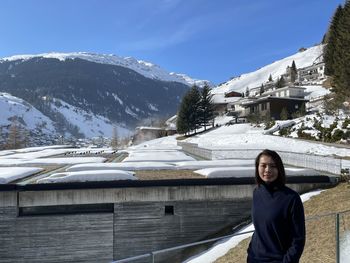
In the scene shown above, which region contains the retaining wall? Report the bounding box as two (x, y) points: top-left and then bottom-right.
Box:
(178, 141), (342, 174)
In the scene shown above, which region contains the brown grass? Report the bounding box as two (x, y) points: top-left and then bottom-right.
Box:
(135, 169), (205, 180)
(215, 182), (350, 263)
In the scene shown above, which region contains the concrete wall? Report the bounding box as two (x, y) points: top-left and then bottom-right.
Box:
(0, 183), (330, 262)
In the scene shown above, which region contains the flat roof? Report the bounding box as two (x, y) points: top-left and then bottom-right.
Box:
(0, 175), (333, 192)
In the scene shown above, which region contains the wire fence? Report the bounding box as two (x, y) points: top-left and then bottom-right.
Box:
(111, 210), (350, 263)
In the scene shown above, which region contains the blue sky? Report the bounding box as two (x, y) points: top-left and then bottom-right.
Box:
(0, 0), (344, 84)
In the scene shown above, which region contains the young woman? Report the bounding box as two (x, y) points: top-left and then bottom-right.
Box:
(247, 149), (305, 263)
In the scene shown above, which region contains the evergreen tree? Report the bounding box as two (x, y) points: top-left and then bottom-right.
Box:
(198, 85), (215, 130)
(259, 84), (265, 95)
(324, 5), (344, 76)
(290, 60), (298, 83)
(322, 1), (350, 97)
(245, 87), (250, 97)
(188, 85), (202, 133)
(280, 107), (288, 120)
(268, 74), (273, 82)
(333, 1), (350, 97)
(176, 86), (201, 134)
(276, 76), (285, 89)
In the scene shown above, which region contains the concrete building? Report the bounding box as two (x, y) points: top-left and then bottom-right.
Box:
(0, 177), (331, 262)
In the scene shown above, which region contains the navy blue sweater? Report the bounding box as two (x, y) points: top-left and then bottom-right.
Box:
(247, 183), (305, 263)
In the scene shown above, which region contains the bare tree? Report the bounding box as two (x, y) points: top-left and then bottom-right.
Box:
(6, 119), (24, 149)
(110, 126), (119, 150)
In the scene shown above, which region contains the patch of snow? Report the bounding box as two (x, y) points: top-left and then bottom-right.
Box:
(0, 157), (106, 166)
(175, 159), (253, 170)
(194, 167), (319, 178)
(50, 98), (131, 138)
(37, 170), (136, 183)
(0, 167), (43, 184)
(123, 150), (194, 163)
(112, 93), (124, 105)
(148, 103), (159, 111)
(67, 162), (176, 172)
(125, 106), (139, 118)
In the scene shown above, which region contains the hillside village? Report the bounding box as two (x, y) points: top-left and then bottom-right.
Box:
(212, 55), (325, 121)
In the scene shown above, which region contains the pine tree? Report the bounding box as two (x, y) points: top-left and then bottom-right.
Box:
(198, 85), (215, 130)
(245, 87), (250, 97)
(333, 1), (350, 97)
(259, 84), (265, 95)
(290, 61), (298, 83)
(280, 107), (288, 120)
(188, 86), (202, 133)
(324, 5), (344, 76)
(268, 74), (273, 82)
(176, 86), (201, 134)
(276, 76), (285, 89)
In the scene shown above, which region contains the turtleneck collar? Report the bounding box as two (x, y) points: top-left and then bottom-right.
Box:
(261, 180), (281, 192)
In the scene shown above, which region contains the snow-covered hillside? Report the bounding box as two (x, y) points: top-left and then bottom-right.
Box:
(213, 45), (324, 94)
(1, 52), (211, 87)
(0, 92), (56, 133)
(50, 99), (131, 138)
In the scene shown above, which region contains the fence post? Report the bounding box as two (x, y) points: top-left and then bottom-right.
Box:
(151, 252), (155, 263)
(336, 213), (340, 263)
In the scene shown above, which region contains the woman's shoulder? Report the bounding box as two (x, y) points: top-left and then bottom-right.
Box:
(281, 185), (302, 201)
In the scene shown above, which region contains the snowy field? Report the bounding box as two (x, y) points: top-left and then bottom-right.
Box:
(0, 117), (348, 262)
(1, 120), (350, 183)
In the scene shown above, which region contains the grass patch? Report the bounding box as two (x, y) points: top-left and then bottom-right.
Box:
(135, 169), (205, 180)
(214, 182), (350, 263)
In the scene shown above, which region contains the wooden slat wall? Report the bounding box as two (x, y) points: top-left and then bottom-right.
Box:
(113, 199), (251, 261)
(0, 208), (113, 263)
(0, 207), (17, 263)
(1, 197), (251, 262)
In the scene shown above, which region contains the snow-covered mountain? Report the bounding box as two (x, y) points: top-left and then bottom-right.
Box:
(1, 52), (212, 87)
(0, 92), (133, 146)
(0, 93), (55, 132)
(213, 45), (324, 94)
(0, 45), (327, 147)
(0, 55), (191, 134)
(0, 92), (58, 145)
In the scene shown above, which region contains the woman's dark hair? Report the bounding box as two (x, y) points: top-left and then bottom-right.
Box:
(255, 149), (286, 186)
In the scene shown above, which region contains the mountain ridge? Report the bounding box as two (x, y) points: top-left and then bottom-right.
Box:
(0, 52), (212, 88)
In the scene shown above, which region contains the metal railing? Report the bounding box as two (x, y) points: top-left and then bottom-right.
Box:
(111, 210), (350, 263)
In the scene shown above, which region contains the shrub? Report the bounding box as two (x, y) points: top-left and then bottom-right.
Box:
(332, 129), (344, 142)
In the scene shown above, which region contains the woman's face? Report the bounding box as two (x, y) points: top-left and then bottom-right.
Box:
(258, 155), (279, 183)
